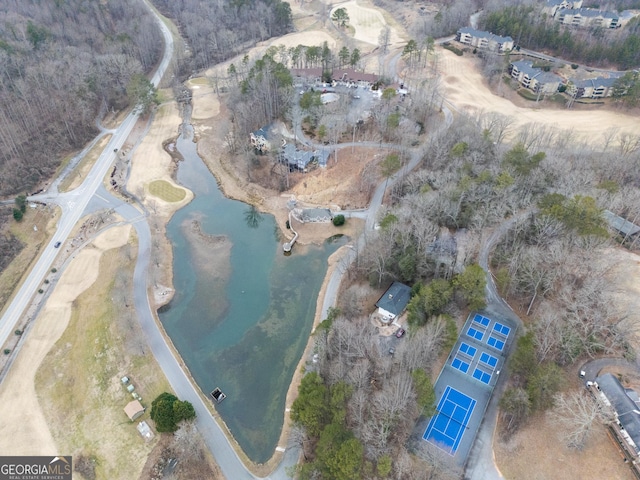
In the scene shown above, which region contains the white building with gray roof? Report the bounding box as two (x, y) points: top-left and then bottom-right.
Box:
(456, 27), (514, 53)
(567, 75), (622, 99)
(509, 60), (562, 94)
(556, 7), (620, 28)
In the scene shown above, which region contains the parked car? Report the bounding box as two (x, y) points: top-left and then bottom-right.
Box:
(395, 328), (406, 338)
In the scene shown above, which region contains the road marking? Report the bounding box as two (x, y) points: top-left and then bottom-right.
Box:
(94, 193), (111, 204)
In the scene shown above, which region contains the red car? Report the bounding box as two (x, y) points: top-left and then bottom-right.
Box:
(395, 328), (406, 338)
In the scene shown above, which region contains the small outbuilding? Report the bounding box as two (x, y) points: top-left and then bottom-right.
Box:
(137, 421), (155, 442)
(124, 400), (146, 421)
(604, 210), (640, 244)
(375, 281), (412, 324)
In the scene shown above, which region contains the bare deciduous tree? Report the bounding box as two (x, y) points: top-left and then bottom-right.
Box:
(550, 390), (606, 450)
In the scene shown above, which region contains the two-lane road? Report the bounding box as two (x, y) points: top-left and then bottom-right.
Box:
(0, 0), (174, 356)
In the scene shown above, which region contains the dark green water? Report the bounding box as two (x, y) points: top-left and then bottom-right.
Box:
(159, 127), (346, 463)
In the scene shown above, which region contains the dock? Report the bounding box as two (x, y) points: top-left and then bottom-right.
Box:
(283, 211), (298, 252)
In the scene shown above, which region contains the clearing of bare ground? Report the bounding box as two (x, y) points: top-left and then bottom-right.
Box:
(495, 411), (634, 480)
(288, 147), (390, 209)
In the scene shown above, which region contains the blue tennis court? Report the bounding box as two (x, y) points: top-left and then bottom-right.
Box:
(452, 358), (470, 373)
(473, 314), (490, 327)
(480, 352), (498, 368)
(424, 386), (477, 455)
(487, 336), (505, 351)
(466, 326), (484, 341)
(473, 368), (492, 384)
(493, 322), (511, 337)
(458, 342), (477, 358)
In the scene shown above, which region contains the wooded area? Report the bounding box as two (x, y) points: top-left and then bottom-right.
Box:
(0, 0), (163, 196)
(481, 5), (640, 69)
(152, 0), (293, 72)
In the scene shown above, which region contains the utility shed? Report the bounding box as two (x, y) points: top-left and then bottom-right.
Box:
(124, 400), (146, 421)
(375, 282), (412, 323)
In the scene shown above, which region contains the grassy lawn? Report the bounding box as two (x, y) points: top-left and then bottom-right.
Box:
(149, 180), (186, 202)
(35, 241), (172, 480)
(0, 207), (58, 320)
(517, 88), (541, 101)
(59, 135), (112, 193)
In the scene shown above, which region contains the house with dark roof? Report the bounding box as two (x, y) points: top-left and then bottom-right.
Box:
(250, 126), (274, 153)
(456, 27), (514, 53)
(251, 125), (330, 170)
(556, 8), (620, 28)
(278, 143), (330, 171)
(375, 282), (412, 324)
(594, 374), (640, 456)
(509, 61), (562, 95)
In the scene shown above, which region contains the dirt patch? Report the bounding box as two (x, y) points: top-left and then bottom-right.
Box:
(288, 146), (387, 209)
(605, 247), (640, 350)
(495, 412), (634, 480)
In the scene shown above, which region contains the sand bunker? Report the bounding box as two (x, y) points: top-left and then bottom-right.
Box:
(331, 1), (404, 46)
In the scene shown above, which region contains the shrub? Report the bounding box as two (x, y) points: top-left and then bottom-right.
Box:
(3, 349), (10, 355)
(150, 392), (196, 432)
(571, 63), (579, 69)
(51, 268), (57, 273)
(14, 330), (22, 336)
(332, 215), (345, 226)
(38, 289), (44, 294)
(442, 43), (463, 56)
(13, 209), (23, 221)
(44, 279), (49, 284)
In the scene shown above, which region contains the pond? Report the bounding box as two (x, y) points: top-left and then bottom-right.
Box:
(159, 125), (346, 463)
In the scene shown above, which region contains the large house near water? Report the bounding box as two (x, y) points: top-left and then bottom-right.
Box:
(250, 125), (330, 171)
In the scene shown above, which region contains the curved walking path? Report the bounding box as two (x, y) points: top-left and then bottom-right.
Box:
(464, 211), (534, 480)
